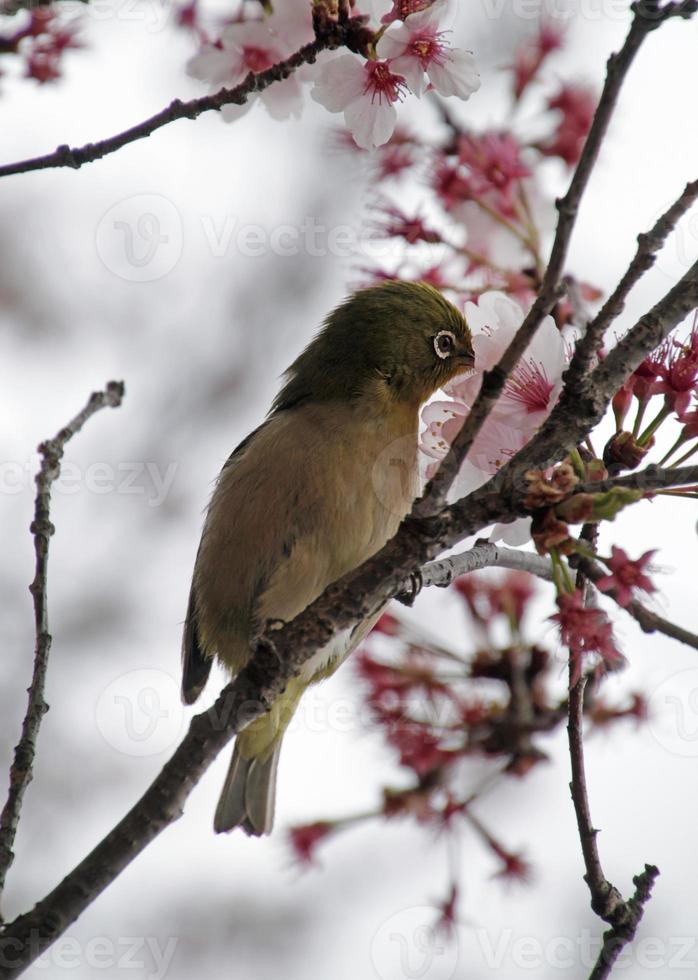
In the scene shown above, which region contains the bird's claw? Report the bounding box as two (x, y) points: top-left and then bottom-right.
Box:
(396, 569), (423, 607)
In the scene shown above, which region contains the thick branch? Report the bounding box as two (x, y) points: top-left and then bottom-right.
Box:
(416, 0), (695, 514)
(0, 23), (351, 180)
(0, 381), (124, 916)
(497, 262), (698, 482)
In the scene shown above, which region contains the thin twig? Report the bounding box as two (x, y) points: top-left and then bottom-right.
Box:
(566, 524), (659, 980)
(397, 541), (552, 600)
(565, 177), (698, 392)
(575, 463), (698, 496)
(572, 554), (698, 652)
(0, 21), (353, 180)
(588, 866), (660, 980)
(0, 381), (124, 917)
(497, 260), (698, 483)
(415, 0), (696, 516)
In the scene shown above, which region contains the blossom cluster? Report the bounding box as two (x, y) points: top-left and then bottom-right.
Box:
(288, 574), (646, 928)
(283, 18), (688, 930)
(0, 8), (80, 84)
(185, 0), (480, 148)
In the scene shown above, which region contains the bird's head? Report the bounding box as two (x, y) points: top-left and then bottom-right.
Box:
(272, 281), (475, 413)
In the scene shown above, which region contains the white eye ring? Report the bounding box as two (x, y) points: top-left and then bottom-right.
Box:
(434, 330), (456, 360)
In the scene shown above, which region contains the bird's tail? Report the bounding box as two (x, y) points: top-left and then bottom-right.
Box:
(214, 737), (281, 835)
(213, 679), (304, 835)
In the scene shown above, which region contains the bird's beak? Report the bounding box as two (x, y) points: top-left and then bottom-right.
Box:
(455, 345), (475, 369)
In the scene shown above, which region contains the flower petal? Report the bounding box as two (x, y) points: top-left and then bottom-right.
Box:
(311, 53), (367, 113)
(427, 48), (480, 100)
(344, 97), (398, 150)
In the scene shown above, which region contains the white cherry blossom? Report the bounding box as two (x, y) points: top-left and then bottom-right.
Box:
(311, 55), (408, 150)
(187, 21), (303, 122)
(376, 1), (479, 99)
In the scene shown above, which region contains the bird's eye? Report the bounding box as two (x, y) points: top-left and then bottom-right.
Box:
(434, 330), (456, 360)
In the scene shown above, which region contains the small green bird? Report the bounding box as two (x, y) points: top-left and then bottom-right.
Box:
(182, 280), (474, 835)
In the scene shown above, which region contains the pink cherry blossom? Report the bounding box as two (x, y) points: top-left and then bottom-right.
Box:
(596, 546), (656, 607)
(509, 22), (565, 101)
(381, 0), (440, 24)
(311, 55), (408, 150)
(288, 821), (335, 866)
(377, 2), (480, 99)
(187, 21), (303, 122)
(538, 84), (596, 166)
(445, 291), (566, 429)
(419, 292), (568, 545)
(550, 590), (622, 686)
(457, 132), (531, 216)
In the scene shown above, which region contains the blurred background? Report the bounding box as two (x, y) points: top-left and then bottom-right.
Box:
(1, 1), (698, 977)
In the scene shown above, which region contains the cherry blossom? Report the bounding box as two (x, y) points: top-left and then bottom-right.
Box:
(376, 1), (480, 99)
(288, 821), (334, 866)
(187, 21), (303, 122)
(458, 132), (531, 200)
(509, 22), (565, 101)
(654, 322), (698, 414)
(596, 546), (656, 607)
(420, 292), (567, 544)
(446, 292), (566, 429)
(550, 590), (622, 685)
(538, 84), (596, 167)
(311, 55), (408, 150)
(381, 0), (440, 24)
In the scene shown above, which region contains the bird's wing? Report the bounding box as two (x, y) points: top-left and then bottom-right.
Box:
(181, 424), (268, 705)
(184, 402), (412, 692)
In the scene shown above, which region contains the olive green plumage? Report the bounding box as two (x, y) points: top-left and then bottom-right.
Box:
(181, 280), (473, 835)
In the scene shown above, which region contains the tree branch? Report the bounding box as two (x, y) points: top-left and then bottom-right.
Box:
(397, 541), (552, 599)
(415, 0), (696, 515)
(564, 177), (698, 393)
(0, 381), (124, 919)
(0, 22), (352, 180)
(571, 554), (698, 653)
(569, 668), (659, 980)
(575, 462), (698, 495)
(567, 525), (658, 980)
(0, 531), (554, 975)
(496, 260), (698, 483)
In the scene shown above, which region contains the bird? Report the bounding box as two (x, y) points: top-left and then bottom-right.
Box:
(181, 280), (474, 835)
